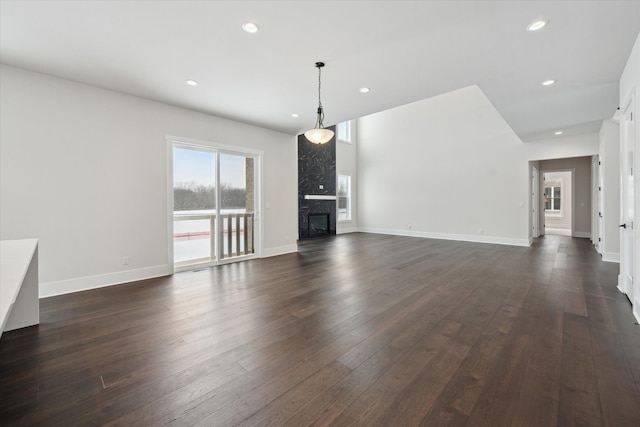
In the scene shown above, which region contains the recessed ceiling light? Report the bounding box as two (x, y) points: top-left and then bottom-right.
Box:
(527, 20), (547, 32)
(185, 79), (198, 86)
(541, 79), (556, 86)
(291, 113), (299, 118)
(359, 87), (371, 93)
(554, 131), (563, 135)
(242, 22), (259, 33)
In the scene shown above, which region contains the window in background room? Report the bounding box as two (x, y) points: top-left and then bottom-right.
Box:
(337, 120), (351, 143)
(544, 185), (561, 212)
(338, 175), (351, 221)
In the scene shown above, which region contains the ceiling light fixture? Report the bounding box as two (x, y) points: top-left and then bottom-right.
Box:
(554, 131), (563, 135)
(304, 62), (334, 144)
(541, 79), (556, 86)
(242, 22), (259, 33)
(185, 79), (198, 86)
(359, 87), (370, 93)
(527, 20), (547, 31)
(291, 113), (299, 118)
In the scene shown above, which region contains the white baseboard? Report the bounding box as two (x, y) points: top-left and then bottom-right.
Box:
(358, 227), (530, 247)
(617, 274), (623, 293)
(41, 244), (298, 298)
(41, 264), (172, 298)
(337, 225), (358, 235)
(261, 244), (298, 258)
(574, 231), (591, 238)
(617, 278), (640, 323)
(602, 252), (620, 263)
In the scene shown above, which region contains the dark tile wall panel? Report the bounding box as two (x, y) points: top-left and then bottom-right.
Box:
(298, 127), (336, 239)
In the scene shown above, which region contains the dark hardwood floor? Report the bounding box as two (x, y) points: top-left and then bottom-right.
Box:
(1, 233), (639, 426)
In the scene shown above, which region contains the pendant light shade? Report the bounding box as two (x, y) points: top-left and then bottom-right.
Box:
(305, 62), (334, 144)
(304, 127), (334, 144)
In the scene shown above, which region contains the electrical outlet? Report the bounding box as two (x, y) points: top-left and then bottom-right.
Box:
(122, 256), (130, 265)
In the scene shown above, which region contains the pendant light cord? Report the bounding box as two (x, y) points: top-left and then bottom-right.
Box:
(304, 61), (334, 144)
(316, 64), (325, 129)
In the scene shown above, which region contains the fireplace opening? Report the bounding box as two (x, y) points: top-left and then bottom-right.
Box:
(308, 213), (330, 238)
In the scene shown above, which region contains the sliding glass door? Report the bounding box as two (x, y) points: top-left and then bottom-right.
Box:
(173, 146), (217, 266)
(172, 142), (258, 270)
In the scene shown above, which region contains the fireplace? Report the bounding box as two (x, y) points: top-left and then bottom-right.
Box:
(308, 213), (330, 238)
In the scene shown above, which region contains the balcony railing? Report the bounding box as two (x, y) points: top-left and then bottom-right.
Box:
(173, 211), (254, 264)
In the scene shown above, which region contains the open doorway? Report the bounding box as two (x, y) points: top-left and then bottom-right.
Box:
(531, 156), (593, 240)
(543, 171), (573, 236)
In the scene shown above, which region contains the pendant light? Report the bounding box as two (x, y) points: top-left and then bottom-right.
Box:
(304, 62), (334, 144)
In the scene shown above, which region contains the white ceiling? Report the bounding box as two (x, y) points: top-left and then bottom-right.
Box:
(1, 1), (639, 141)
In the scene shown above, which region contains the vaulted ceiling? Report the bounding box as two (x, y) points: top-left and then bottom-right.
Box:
(1, 1), (639, 141)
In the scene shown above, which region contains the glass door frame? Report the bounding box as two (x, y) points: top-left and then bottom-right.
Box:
(166, 136), (263, 272)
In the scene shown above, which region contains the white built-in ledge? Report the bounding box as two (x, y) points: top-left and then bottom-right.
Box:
(304, 195), (337, 200)
(1, 239), (39, 338)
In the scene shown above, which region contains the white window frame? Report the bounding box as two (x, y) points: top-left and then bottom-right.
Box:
(544, 179), (563, 216)
(337, 175), (352, 222)
(337, 120), (352, 144)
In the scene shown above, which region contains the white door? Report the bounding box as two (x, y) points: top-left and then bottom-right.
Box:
(619, 95), (635, 311)
(541, 173), (546, 235)
(598, 157), (604, 253)
(590, 155), (603, 252)
(532, 166), (539, 238)
(217, 151), (258, 262)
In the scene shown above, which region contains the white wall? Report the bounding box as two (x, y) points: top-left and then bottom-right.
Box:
(357, 85), (529, 246)
(523, 133), (599, 161)
(543, 171), (572, 231)
(336, 121), (358, 234)
(619, 31), (640, 320)
(599, 119), (620, 262)
(0, 65), (298, 296)
(356, 85), (599, 247)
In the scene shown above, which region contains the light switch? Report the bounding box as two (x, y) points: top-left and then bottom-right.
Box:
(319, 185), (324, 189)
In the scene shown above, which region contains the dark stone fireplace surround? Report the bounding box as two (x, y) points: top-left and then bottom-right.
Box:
(297, 127), (337, 240)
